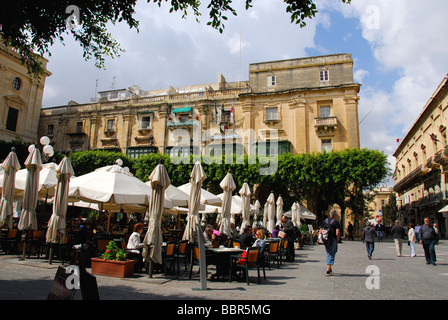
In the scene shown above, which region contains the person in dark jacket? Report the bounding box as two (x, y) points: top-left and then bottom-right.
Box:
(280, 215), (296, 262)
(363, 223), (377, 259)
(239, 225), (254, 249)
(419, 218), (439, 266)
(391, 220), (406, 257)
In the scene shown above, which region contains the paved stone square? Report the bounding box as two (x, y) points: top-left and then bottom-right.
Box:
(0, 238), (447, 301)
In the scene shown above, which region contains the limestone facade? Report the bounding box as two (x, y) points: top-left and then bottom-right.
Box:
(393, 74), (448, 237)
(39, 53), (361, 159)
(0, 44), (50, 144)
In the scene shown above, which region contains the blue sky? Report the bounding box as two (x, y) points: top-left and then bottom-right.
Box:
(41, 0), (448, 186)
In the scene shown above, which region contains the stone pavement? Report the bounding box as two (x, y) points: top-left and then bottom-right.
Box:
(0, 238), (447, 301)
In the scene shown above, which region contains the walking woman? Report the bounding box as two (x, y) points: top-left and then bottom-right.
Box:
(408, 223), (416, 257)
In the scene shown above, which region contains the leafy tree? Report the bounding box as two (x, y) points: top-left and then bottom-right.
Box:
(69, 150), (133, 176)
(0, 0), (351, 77)
(382, 193), (398, 226)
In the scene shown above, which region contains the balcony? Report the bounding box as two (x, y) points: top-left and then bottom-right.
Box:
(314, 117), (337, 137)
(167, 119), (196, 130)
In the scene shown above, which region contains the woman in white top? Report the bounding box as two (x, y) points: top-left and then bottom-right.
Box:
(127, 222), (144, 253)
(408, 223), (416, 257)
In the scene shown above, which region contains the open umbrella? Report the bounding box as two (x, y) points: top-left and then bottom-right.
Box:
(68, 160), (171, 232)
(276, 195), (284, 226)
(46, 157), (74, 244)
(298, 203), (317, 220)
(266, 192), (276, 233)
(15, 162), (58, 200)
(178, 182), (221, 206)
(0, 148), (21, 228)
(239, 181), (251, 232)
(143, 160), (171, 267)
(182, 161), (207, 243)
(18, 148), (42, 231)
(219, 170), (236, 237)
(146, 182), (189, 207)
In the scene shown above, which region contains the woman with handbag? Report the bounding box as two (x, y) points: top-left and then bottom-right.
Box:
(408, 223), (416, 257)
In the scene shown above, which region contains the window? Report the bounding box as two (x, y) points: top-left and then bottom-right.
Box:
(46, 124), (54, 136)
(6, 107), (19, 132)
(320, 106), (331, 118)
(319, 70), (329, 81)
(107, 119), (115, 131)
(76, 122), (83, 133)
(12, 77), (21, 91)
(267, 75), (276, 86)
(266, 107), (278, 121)
(140, 116), (152, 129)
(321, 139), (332, 152)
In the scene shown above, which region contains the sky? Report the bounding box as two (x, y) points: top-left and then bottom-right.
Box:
(41, 0), (448, 186)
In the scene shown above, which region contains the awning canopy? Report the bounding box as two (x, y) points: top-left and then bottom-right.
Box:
(172, 107), (192, 114)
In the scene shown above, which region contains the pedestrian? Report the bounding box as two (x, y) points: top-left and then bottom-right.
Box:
(375, 222), (384, 242)
(318, 209), (340, 276)
(363, 222), (377, 259)
(408, 223), (416, 257)
(280, 215), (296, 262)
(419, 218), (439, 266)
(347, 221), (355, 241)
(415, 224), (421, 242)
(391, 220), (406, 257)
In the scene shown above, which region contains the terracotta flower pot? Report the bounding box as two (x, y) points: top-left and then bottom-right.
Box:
(91, 258), (136, 278)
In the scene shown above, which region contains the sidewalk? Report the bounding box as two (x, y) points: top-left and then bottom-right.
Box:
(0, 238), (447, 300)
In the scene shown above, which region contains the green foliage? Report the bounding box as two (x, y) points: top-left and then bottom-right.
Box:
(1, 0), (351, 77)
(102, 241), (127, 261)
(69, 150), (134, 176)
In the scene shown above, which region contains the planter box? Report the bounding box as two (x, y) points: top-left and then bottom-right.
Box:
(91, 258), (136, 278)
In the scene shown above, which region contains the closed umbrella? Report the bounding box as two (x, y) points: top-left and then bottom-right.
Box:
(262, 203), (268, 228)
(266, 192), (276, 233)
(219, 170), (236, 237)
(182, 161), (207, 243)
(253, 200), (261, 224)
(0, 148), (21, 228)
(18, 148), (42, 231)
(18, 147), (42, 260)
(46, 157), (74, 244)
(276, 195), (284, 226)
(143, 160), (171, 268)
(292, 202), (301, 226)
(239, 182), (251, 232)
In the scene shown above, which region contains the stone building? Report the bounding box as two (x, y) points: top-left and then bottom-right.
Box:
(393, 74), (448, 238)
(0, 43), (51, 143)
(39, 53), (361, 159)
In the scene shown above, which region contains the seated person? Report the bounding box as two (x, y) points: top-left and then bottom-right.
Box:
(239, 225), (254, 249)
(238, 229), (266, 265)
(203, 224), (217, 248)
(126, 222), (145, 272)
(271, 225), (280, 238)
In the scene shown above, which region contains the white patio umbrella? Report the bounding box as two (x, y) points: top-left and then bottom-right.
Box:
(68, 160), (171, 232)
(253, 200), (261, 223)
(178, 182), (221, 206)
(266, 192), (276, 233)
(0, 148), (21, 228)
(182, 161), (207, 243)
(18, 148), (42, 231)
(219, 170), (236, 237)
(46, 157), (75, 244)
(143, 160), (171, 267)
(262, 203), (268, 228)
(146, 182), (189, 208)
(15, 162), (58, 200)
(276, 195), (284, 226)
(298, 203), (317, 220)
(239, 182), (251, 232)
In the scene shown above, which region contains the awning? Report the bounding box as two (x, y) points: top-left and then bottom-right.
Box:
(172, 107), (192, 114)
(439, 204), (448, 213)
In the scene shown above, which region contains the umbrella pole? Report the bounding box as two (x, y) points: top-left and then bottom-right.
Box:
(107, 200), (112, 233)
(49, 243), (54, 264)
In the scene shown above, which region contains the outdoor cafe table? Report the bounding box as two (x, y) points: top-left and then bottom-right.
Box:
(265, 237), (282, 243)
(206, 247), (244, 280)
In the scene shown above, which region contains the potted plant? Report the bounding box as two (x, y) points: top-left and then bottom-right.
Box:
(91, 241), (136, 278)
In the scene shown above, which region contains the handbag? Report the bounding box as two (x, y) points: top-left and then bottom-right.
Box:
(279, 231), (286, 239)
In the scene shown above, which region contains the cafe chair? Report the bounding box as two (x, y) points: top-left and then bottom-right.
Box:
(279, 239), (289, 264)
(265, 241), (281, 269)
(163, 242), (177, 275)
(176, 240), (189, 273)
(229, 246), (266, 285)
(230, 239), (241, 248)
(189, 244), (214, 280)
(0, 228), (20, 254)
(26, 229), (46, 258)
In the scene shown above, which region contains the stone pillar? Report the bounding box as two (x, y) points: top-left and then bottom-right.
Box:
(343, 94), (360, 149)
(242, 102), (254, 155)
(288, 98), (307, 154)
